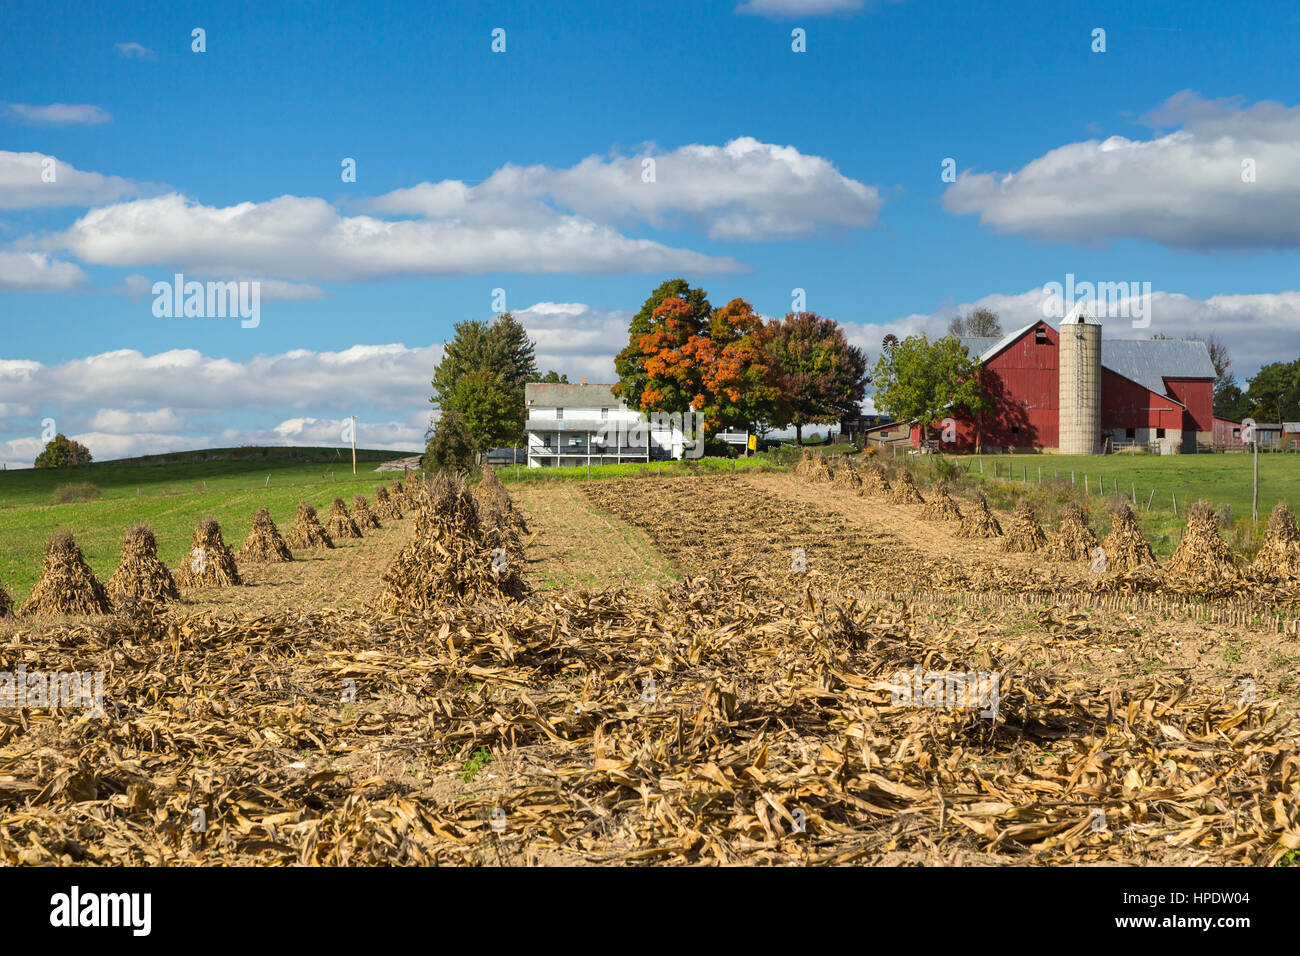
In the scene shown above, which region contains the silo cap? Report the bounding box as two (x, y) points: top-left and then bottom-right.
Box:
(1061, 301), (1101, 326)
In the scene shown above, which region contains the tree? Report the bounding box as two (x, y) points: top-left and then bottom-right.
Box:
(634, 296), (710, 415)
(695, 298), (787, 433)
(870, 334), (988, 445)
(767, 312), (870, 445)
(531, 370), (569, 384)
(445, 369), (519, 460)
(431, 312), (538, 443)
(947, 308), (1002, 338)
(425, 409), (476, 472)
(34, 433), (92, 468)
(614, 279), (711, 410)
(1242, 360), (1300, 422)
(1203, 333), (1239, 418)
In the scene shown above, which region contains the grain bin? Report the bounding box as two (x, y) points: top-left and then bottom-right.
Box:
(1058, 304), (1101, 455)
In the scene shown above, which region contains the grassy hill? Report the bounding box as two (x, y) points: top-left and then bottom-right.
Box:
(0, 446), (418, 605)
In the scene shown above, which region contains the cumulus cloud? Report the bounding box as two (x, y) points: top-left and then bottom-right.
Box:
(43, 193), (743, 280)
(0, 150), (148, 210)
(0, 251), (87, 291)
(0, 344), (445, 468)
(371, 137), (880, 241)
(943, 91), (1300, 249)
(844, 284), (1300, 391)
(4, 103), (111, 126)
(114, 41), (156, 60)
(513, 301), (635, 383)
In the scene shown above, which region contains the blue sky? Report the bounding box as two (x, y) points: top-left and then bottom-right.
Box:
(3, 0), (1300, 463)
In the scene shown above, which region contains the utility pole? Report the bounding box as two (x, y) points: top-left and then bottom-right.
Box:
(350, 415), (357, 476)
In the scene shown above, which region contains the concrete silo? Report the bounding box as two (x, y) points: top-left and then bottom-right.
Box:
(1058, 305), (1101, 455)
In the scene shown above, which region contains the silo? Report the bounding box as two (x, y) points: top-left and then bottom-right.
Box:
(1058, 305), (1101, 454)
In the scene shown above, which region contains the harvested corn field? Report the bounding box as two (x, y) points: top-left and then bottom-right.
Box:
(3, 465), (1300, 871)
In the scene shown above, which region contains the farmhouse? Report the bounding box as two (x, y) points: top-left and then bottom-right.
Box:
(911, 305), (1219, 454)
(524, 381), (695, 467)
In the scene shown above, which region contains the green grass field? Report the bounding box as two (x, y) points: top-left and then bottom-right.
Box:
(0, 446), (416, 605)
(953, 452), (1300, 520)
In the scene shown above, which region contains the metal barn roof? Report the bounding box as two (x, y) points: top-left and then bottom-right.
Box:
(956, 324), (1215, 397)
(1100, 339), (1216, 394)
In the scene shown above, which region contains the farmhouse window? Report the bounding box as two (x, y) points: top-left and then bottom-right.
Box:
(556, 408), (564, 420)
(1125, 428), (1135, 439)
(1035, 327), (1048, 344)
(601, 408), (608, 420)
(1156, 428), (1166, 438)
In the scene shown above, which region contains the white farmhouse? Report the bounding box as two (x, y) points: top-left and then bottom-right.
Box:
(524, 381), (696, 467)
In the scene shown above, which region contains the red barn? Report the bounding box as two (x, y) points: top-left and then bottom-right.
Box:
(907, 311), (1217, 454)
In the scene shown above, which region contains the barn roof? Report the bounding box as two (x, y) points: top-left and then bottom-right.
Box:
(1100, 339), (1216, 393)
(956, 324), (1216, 397)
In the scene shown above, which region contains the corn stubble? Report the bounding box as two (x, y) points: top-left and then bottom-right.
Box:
(2, 575), (1295, 866)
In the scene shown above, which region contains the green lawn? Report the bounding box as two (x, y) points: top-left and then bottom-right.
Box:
(954, 452), (1300, 520)
(0, 446), (416, 605)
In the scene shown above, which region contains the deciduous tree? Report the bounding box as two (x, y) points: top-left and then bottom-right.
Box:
(871, 334), (988, 445)
(767, 312), (869, 445)
(34, 433), (92, 468)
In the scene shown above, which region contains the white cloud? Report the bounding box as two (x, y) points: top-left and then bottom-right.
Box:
(944, 91), (1300, 249)
(0, 150), (147, 210)
(4, 103), (111, 126)
(845, 284), (1300, 384)
(514, 301), (634, 383)
(114, 41), (156, 60)
(44, 192), (743, 280)
(0, 251), (86, 291)
(117, 273), (326, 301)
(0, 344), (444, 468)
(371, 137), (880, 241)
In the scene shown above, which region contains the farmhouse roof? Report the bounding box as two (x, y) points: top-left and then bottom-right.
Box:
(524, 383), (620, 406)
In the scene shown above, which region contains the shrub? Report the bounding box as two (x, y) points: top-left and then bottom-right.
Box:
(51, 482), (102, 504)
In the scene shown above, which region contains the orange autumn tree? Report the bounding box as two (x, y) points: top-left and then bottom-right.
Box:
(637, 296), (710, 415)
(695, 298), (787, 432)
